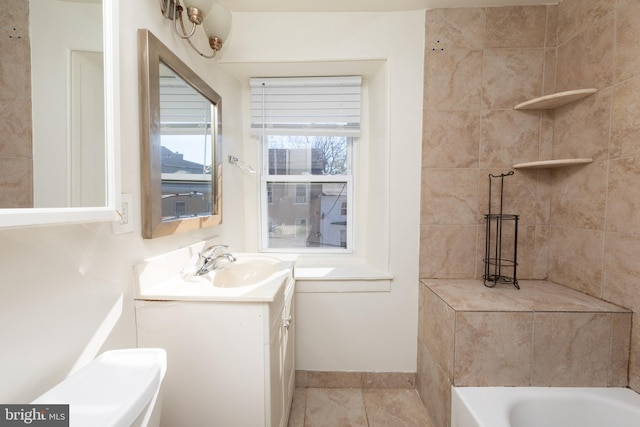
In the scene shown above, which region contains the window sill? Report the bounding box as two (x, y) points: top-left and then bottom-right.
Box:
(293, 263), (392, 293)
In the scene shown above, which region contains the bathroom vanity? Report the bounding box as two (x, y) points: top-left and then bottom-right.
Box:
(134, 247), (296, 427)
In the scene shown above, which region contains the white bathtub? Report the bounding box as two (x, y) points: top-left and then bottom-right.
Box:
(451, 386), (640, 427)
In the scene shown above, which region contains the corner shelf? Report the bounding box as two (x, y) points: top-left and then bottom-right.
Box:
(512, 158), (593, 170)
(514, 88), (597, 110)
(513, 89), (597, 170)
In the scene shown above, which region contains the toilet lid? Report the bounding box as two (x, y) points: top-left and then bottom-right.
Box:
(32, 348), (167, 427)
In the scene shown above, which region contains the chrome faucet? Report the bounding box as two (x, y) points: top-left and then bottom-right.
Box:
(194, 244), (237, 276)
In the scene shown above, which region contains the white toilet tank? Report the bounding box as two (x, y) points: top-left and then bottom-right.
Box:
(32, 348), (167, 427)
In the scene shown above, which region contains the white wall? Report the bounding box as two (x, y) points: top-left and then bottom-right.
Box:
(0, 0), (245, 402)
(0, 3), (425, 404)
(221, 11), (426, 372)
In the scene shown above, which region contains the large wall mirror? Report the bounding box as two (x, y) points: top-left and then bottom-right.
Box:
(138, 29), (222, 239)
(0, 0), (119, 228)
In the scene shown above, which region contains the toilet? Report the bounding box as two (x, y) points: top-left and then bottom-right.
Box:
(32, 348), (167, 427)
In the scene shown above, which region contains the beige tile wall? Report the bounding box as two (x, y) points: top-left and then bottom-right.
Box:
(0, 0), (33, 207)
(420, 5), (555, 282)
(550, 0), (640, 392)
(420, 0), (640, 395)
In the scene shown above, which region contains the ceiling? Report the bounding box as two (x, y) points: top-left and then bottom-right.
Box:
(218, 0), (555, 12)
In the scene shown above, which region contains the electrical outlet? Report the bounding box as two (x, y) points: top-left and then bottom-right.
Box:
(112, 193), (134, 234)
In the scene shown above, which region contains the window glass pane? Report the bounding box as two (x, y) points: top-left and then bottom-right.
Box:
(161, 134), (212, 174)
(160, 132), (213, 220)
(267, 135), (348, 175)
(267, 182), (348, 249)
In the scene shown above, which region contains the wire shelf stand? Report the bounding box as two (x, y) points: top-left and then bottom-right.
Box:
(483, 171), (520, 289)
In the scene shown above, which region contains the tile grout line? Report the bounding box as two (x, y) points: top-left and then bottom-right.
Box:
(361, 389), (371, 427)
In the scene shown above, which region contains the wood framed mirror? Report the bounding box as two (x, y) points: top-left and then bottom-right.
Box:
(138, 29), (222, 239)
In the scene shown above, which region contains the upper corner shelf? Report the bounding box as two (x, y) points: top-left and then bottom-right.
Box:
(512, 158), (593, 169)
(514, 88), (598, 110)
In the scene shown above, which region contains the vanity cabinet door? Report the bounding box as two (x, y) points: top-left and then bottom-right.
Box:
(268, 277), (295, 427)
(268, 294), (285, 427)
(282, 278), (295, 422)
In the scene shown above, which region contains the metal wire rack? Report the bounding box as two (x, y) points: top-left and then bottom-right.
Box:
(483, 171), (520, 289)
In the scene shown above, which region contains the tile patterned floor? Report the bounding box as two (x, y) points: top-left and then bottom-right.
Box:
(287, 388), (434, 427)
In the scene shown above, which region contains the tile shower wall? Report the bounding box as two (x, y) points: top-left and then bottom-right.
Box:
(420, 0), (640, 395)
(0, 0), (33, 207)
(420, 5), (555, 282)
(550, 0), (640, 393)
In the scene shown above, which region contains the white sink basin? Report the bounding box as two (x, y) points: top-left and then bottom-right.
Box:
(134, 245), (295, 301)
(212, 256), (282, 288)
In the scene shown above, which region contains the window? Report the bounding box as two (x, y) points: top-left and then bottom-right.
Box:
(294, 184), (308, 204)
(175, 201), (186, 218)
(251, 76), (361, 252)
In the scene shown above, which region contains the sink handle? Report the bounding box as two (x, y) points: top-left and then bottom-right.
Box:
(201, 244), (229, 259)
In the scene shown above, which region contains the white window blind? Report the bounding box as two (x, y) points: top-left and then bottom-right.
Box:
(160, 64), (211, 135)
(250, 76), (362, 136)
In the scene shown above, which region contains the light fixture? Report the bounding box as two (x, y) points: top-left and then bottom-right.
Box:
(160, 0), (232, 59)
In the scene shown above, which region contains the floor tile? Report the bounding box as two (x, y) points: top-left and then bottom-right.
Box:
(304, 388), (368, 427)
(363, 389), (434, 427)
(288, 387), (434, 427)
(288, 388), (307, 427)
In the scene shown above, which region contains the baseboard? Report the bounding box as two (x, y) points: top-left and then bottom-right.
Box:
(295, 370), (416, 389)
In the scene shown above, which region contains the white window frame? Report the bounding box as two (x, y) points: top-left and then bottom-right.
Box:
(252, 76), (360, 254)
(242, 62), (392, 290)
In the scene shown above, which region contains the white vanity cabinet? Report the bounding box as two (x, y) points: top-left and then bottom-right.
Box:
(135, 276), (295, 427)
